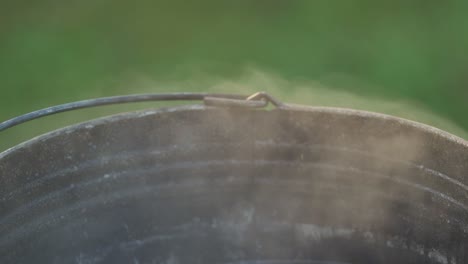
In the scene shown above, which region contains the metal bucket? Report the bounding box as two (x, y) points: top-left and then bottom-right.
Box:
(1, 98), (468, 263)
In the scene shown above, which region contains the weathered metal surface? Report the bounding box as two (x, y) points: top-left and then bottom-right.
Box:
(0, 105), (467, 263)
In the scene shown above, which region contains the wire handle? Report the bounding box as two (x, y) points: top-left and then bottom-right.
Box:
(0, 92), (284, 132)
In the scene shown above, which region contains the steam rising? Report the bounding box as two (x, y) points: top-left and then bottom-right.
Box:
(131, 67), (467, 139)
(1, 68), (467, 263)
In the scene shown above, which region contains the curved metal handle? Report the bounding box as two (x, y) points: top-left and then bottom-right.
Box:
(0, 92), (284, 132)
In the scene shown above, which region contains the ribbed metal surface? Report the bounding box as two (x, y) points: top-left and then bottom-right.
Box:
(0, 105), (467, 263)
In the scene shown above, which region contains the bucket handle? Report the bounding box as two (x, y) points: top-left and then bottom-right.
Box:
(0, 92), (284, 132)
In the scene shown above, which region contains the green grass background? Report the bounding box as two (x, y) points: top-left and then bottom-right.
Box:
(1, 1), (468, 151)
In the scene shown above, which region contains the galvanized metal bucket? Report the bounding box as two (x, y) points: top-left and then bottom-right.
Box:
(1, 93), (467, 263)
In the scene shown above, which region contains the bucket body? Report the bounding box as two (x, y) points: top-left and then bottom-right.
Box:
(1, 105), (467, 263)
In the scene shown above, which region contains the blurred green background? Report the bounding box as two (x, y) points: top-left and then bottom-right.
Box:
(1, 0), (468, 151)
